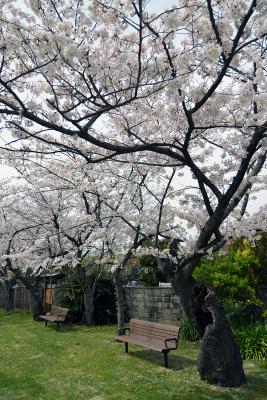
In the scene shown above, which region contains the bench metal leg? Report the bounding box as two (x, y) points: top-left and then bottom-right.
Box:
(57, 322), (60, 331)
(125, 342), (128, 353)
(163, 351), (169, 368)
(45, 320), (47, 326)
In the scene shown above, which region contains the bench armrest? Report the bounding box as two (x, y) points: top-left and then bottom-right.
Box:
(164, 338), (178, 349)
(118, 327), (130, 336)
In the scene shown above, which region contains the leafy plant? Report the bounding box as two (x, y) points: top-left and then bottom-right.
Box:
(94, 276), (117, 325)
(253, 232), (267, 285)
(234, 322), (267, 360)
(180, 318), (200, 341)
(138, 255), (159, 286)
(193, 239), (262, 321)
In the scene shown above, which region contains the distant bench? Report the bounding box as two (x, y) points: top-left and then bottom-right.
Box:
(116, 319), (180, 368)
(39, 306), (69, 330)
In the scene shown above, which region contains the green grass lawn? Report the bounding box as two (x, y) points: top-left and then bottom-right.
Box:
(0, 309), (266, 400)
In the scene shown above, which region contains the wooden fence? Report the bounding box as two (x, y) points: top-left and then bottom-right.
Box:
(0, 285), (32, 310)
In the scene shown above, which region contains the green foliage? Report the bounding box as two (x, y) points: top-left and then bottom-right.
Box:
(180, 318), (200, 341)
(94, 277), (117, 325)
(56, 271), (117, 324)
(136, 239), (170, 286)
(193, 239), (262, 313)
(140, 238), (169, 251)
(122, 239), (170, 286)
(193, 238), (267, 361)
(138, 255), (159, 286)
(234, 322), (267, 360)
(57, 282), (84, 323)
(126, 254), (168, 287)
(225, 302), (262, 328)
(253, 232), (267, 285)
(81, 254), (100, 266)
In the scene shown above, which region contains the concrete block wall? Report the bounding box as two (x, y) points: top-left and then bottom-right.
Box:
(123, 286), (183, 325)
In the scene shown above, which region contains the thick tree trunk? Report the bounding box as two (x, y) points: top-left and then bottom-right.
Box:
(113, 268), (125, 332)
(77, 263), (96, 325)
(83, 286), (95, 325)
(197, 288), (245, 387)
(171, 269), (245, 387)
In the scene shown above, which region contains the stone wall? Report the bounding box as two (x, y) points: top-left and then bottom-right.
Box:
(123, 286), (183, 325)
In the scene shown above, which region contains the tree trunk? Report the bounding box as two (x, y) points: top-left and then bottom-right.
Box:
(113, 268), (125, 332)
(83, 286), (95, 325)
(197, 288), (246, 387)
(4, 280), (15, 311)
(30, 285), (43, 320)
(171, 268), (245, 387)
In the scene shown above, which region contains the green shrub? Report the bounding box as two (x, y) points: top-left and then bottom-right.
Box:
(94, 277), (117, 325)
(180, 318), (200, 341)
(193, 239), (263, 325)
(234, 322), (267, 360)
(225, 301), (263, 328)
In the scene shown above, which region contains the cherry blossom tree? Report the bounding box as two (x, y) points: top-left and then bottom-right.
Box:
(0, 160), (113, 324)
(103, 165), (180, 331)
(0, 0), (266, 387)
(1, 154), (178, 324)
(0, 179), (54, 318)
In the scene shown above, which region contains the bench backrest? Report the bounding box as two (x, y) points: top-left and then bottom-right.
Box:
(129, 319), (180, 342)
(51, 306), (69, 318)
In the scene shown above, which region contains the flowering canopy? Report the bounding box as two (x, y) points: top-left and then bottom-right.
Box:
(0, 154), (180, 275)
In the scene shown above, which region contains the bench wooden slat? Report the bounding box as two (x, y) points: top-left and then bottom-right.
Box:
(129, 326), (178, 338)
(129, 319), (179, 341)
(130, 319), (179, 333)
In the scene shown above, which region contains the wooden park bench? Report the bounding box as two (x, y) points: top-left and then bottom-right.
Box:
(39, 306), (69, 330)
(116, 319), (180, 368)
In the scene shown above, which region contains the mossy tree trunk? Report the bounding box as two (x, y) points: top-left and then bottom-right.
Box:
(165, 255), (245, 387)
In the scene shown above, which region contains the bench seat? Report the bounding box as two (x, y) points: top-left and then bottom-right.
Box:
(39, 306), (69, 330)
(116, 319), (180, 367)
(117, 335), (177, 352)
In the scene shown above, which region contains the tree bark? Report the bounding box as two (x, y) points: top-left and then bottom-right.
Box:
(170, 264), (245, 387)
(77, 263), (96, 325)
(4, 280), (15, 312)
(83, 286), (95, 325)
(113, 267), (125, 332)
(30, 285), (43, 321)
(197, 289), (245, 386)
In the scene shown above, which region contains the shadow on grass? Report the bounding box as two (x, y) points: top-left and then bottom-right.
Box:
(127, 352), (267, 400)
(36, 320), (76, 332)
(244, 369), (267, 398)
(0, 372), (46, 398)
(128, 349), (195, 370)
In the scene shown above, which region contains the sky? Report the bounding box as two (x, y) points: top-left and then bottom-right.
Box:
(0, 0), (266, 215)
